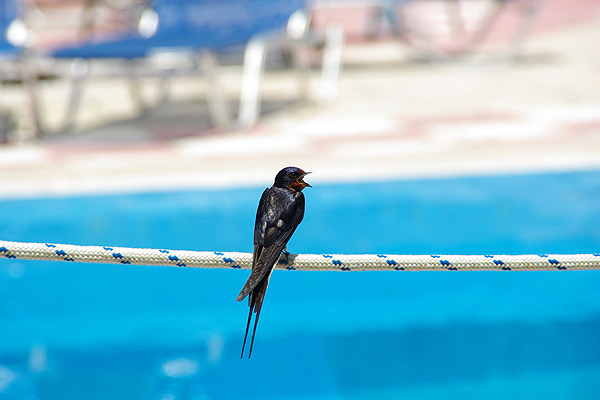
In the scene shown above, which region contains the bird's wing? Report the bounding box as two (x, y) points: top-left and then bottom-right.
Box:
(252, 188), (270, 267)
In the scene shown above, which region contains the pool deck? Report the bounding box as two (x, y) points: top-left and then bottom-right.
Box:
(1, 1), (599, 199)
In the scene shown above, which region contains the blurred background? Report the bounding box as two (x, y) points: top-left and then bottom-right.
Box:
(1, 0), (600, 399)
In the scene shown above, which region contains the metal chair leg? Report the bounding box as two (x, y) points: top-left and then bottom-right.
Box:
(126, 59), (170, 112)
(237, 36), (268, 129)
(199, 50), (231, 131)
(20, 51), (44, 139)
(60, 58), (90, 133)
(318, 22), (344, 102)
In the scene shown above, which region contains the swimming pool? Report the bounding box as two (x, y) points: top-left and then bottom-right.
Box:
(1, 169), (599, 399)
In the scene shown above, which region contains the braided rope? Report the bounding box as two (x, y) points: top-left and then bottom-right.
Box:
(1, 240), (599, 271)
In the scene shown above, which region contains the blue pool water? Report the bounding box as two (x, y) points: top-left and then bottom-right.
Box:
(1, 169), (600, 399)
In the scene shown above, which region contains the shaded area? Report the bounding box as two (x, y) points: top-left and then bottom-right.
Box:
(40, 97), (303, 145)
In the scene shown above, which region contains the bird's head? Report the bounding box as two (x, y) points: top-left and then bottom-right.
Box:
(274, 166), (312, 192)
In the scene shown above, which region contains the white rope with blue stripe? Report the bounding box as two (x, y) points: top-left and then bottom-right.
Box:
(1, 240), (599, 271)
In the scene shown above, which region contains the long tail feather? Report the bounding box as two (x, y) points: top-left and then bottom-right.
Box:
(241, 273), (271, 358)
(248, 307), (262, 358)
(240, 299), (255, 358)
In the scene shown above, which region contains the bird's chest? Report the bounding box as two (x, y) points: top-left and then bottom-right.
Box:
(265, 190), (302, 222)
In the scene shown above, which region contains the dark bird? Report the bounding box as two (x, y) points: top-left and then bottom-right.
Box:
(237, 166), (311, 358)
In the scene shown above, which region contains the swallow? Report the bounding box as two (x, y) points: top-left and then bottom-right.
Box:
(237, 166), (311, 358)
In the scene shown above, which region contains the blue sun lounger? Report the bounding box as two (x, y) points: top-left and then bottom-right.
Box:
(52, 0), (305, 59)
(42, 0), (342, 134)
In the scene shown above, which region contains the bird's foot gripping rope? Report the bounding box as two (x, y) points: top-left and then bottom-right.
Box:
(0, 240), (599, 271)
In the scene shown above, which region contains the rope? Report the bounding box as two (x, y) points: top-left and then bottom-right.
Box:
(1, 240), (599, 271)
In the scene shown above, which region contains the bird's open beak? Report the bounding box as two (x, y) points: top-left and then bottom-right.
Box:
(300, 172), (312, 188)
